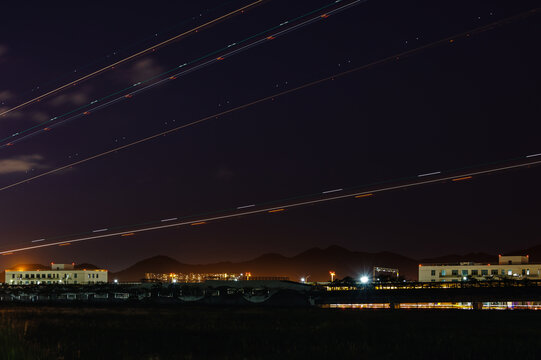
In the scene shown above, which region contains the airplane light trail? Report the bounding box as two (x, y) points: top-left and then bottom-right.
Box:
(418, 171), (441, 177)
(0, 6), (539, 194)
(1, 157), (540, 256)
(0, 0), (265, 118)
(0, 0), (364, 149)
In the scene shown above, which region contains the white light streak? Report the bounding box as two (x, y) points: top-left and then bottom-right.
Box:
(92, 228), (108, 233)
(418, 171), (441, 177)
(526, 153), (541, 158)
(237, 204), (255, 210)
(31, 239), (45, 243)
(322, 188), (343, 194)
(160, 217), (178, 222)
(2, 157), (541, 256)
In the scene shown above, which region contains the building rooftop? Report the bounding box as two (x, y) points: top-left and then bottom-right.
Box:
(420, 255), (533, 267)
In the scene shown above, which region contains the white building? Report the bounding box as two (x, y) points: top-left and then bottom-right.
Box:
(5, 263), (108, 285)
(419, 255), (541, 282)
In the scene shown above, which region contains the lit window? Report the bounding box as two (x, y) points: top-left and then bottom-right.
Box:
(527, 269), (530, 275)
(441, 270), (446, 276)
(462, 270), (468, 276)
(508, 270), (512, 276)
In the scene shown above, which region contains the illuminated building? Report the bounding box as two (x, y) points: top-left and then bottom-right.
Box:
(144, 272), (289, 283)
(5, 263), (108, 285)
(145, 272), (243, 283)
(419, 255), (541, 282)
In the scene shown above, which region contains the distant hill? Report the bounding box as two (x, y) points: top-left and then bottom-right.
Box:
(111, 245), (420, 282)
(5, 244), (540, 283)
(506, 244), (541, 263)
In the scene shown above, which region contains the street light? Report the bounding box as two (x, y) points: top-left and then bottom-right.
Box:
(300, 277), (306, 283)
(360, 275), (369, 284)
(329, 271), (336, 282)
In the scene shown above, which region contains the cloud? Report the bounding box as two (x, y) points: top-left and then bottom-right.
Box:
(0, 106), (24, 120)
(125, 58), (164, 83)
(0, 90), (14, 102)
(0, 107), (49, 123)
(0, 154), (48, 175)
(49, 87), (91, 107)
(30, 111), (49, 123)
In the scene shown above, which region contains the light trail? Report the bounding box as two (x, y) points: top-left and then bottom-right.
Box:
(452, 176), (472, 182)
(322, 188), (343, 194)
(418, 171), (441, 178)
(0, 7), (539, 193)
(1, 157), (540, 256)
(0, 0), (265, 118)
(0, 0), (364, 148)
(10, 0), (244, 102)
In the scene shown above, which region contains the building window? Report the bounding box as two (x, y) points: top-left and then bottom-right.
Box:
(441, 270), (446, 276)
(11, 274), (14, 279)
(431, 279), (435, 282)
(74, 274), (77, 278)
(508, 270), (512, 276)
(471, 270), (478, 276)
(481, 270), (488, 276)
(501, 270), (505, 276)
(527, 269), (530, 275)
(452, 270), (458, 276)
(522, 269), (526, 276)
(462, 270), (468, 276)
(491, 270), (498, 275)
(431, 270), (436, 276)
(96, 274), (99, 279)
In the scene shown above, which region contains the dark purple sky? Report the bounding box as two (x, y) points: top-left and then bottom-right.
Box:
(0, 0), (540, 271)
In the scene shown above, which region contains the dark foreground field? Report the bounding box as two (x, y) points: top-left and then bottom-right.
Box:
(1, 306), (541, 360)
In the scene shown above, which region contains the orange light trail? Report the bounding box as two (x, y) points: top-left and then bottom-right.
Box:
(268, 208), (285, 213)
(0, 0), (264, 118)
(2, 154), (540, 257)
(452, 176), (473, 182)
(1, 252), (13, 256)
(355, 193), (373, 198)
(58, 243), (71, 247)
(121, 233), (135, 237)
(3, 7), (539, 195)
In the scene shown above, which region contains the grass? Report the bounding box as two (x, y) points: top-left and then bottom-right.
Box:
(1, 306), (541, 359)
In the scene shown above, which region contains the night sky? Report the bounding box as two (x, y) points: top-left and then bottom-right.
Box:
(0, 0), (540, 271)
